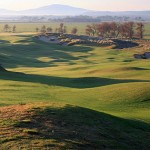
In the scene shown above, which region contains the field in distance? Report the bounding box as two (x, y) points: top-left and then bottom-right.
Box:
(0, 22), (150, 39)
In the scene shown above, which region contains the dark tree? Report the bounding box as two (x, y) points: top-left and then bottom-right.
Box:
(47, 27), (53, 33)
(4, 24), (10, 32)
(36, 27), (39, 32)
(109, 22), (119, 38)
(41, 25), (46, 33)
(12, 25), (16, 33)
(59, 23), (64, 33)
(96, 23), (110, 37)
(55, 28), (59, 33)
(63, 26), (67, 34)
(136, 23), (144, 39)
(71, 27), (78, 34)
(126, 22), (134, 39)
(85, 25), (93, 36)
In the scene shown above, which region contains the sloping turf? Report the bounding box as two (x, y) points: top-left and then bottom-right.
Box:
(0, 34), (150, 149)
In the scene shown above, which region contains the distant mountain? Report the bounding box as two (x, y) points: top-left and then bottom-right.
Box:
(0, 4), (150, 19)
(18, 4), (88, 16)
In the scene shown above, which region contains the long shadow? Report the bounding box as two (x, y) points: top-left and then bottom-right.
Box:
(0, 36), (93, 68)
(0, 40), (10, 44)
(13, 105), (150, 149)
(0, 71), (149, 88)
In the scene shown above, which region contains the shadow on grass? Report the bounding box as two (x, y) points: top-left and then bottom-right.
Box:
(130, 67), (150, 70)
(10, 105), (150, 149)
(0, 36), (94, 68)
(0, 71), (150, 88)
(0, 40), (10, 44)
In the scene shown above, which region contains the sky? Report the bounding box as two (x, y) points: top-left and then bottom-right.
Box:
(0, 0), (150, 11)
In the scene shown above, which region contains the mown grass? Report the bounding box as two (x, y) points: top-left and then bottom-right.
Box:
(0, 33), (150, 149)
(0, 34), (150, 120)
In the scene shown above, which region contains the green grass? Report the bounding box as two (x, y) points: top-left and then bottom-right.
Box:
(0, 33), (150, 149)
(0, 34), (150, 120)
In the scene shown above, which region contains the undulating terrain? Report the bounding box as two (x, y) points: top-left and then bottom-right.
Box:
(0, 32), (150, 149)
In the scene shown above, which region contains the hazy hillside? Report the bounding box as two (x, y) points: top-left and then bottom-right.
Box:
(19, 4), (88, 16)
(0, 4), (150, 19)
(84, 11), (150, 19)
(0, 4), (88, 16)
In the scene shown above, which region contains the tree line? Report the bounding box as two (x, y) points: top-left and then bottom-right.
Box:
(3, 24), (16, 32)
(3, 22), (144, 39)
(36, 23), (78, 35)
(37, 22), (144, 39)
(18, 15), (145, 22)
(85, 22), (144, 39)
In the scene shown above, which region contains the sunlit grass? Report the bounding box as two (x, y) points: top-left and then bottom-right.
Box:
(0, 33), (150, 124)
(0, 32), (150, 149)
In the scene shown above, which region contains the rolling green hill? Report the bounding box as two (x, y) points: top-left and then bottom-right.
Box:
(0, 33), (150, 149)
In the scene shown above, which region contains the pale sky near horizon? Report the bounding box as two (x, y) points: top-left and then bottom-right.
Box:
(0, 0), (150, 11)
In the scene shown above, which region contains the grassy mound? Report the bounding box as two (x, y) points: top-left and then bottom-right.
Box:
(0, 103), (150, 150)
